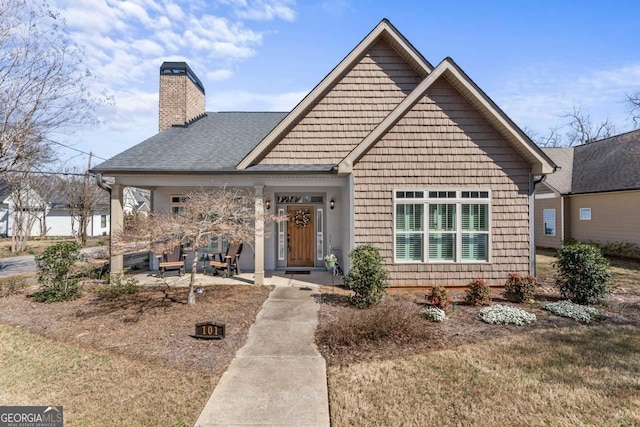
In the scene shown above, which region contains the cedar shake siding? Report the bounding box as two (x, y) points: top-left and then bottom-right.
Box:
(257, 40), (421, 165)
(353, 77), (531, 287)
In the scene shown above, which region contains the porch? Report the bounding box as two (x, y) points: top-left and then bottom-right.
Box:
(128, 269), (343, 288)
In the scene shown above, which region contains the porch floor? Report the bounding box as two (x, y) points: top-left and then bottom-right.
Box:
(129, 269), (343, 288)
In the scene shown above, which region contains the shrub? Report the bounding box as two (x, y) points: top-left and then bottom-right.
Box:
(422, 306), (446, 323)
(503, 273), (537, 303)
(590, 240), (640, 260)
(0, 277), (28, 297)
(465, 278), (491, 306)
(427, 285), (450, 310)
(554, 244), (612, 304)
(32, 242), (83, 302)
(343, 244), (389, 308)
(316, 300), (430, 349)
(96, 275), (140, 299)
(479, 304), (536, 325)
(544, 300), (604, 323)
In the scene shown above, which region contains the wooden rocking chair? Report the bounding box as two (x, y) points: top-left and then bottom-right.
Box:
(158, 245), (186, 277)
(210, 242), (243, 277)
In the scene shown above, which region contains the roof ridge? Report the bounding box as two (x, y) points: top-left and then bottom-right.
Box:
(576, 128), (640, 148)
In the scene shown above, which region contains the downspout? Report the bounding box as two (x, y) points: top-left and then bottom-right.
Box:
(529, 173), (537, 276)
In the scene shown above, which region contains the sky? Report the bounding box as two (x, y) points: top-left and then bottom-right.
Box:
(47, 0), (640, 165)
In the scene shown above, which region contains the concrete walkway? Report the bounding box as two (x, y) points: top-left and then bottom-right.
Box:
(194, 283), (330, 427)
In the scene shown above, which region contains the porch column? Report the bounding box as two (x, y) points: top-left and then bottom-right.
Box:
(110, 184), (124, 277)
(254, 185), (265, 285)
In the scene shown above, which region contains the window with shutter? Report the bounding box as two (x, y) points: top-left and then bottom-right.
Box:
(394, 189), (491, 263)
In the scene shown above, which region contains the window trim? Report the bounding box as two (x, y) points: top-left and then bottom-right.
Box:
(393, 189), (491, 264)
(543, 208), (556, 236)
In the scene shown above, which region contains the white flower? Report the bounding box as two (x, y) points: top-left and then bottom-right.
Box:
(324, 254), (337, 262)
(478, 304), (536, 325)
(422, 306), (446, 323)
(544, 300), (602, 323)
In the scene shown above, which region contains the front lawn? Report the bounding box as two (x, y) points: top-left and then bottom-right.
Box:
(318, 252), (640, 426)
(0, 284), (272, 426)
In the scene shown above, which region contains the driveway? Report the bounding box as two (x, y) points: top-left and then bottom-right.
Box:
(0, 246), (111, 278)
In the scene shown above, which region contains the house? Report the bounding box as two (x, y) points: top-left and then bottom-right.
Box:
(535, 129), (640, 249)
(92, 19), (555, 286)
(123, 187), (151, 216)
(0, 179), (110, 238)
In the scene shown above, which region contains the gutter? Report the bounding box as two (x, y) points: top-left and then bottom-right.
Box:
(95, 173), (112, 193)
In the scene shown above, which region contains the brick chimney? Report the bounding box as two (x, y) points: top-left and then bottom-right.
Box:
(159, 62), (206, 132)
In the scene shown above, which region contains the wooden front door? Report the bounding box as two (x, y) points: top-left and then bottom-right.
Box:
(287, 206), (314, 267)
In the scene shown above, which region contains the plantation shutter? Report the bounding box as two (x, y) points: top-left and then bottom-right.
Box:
(461, 204), (488, 261)
(395, 204), (423, 261)
(428, 204), (456, 261)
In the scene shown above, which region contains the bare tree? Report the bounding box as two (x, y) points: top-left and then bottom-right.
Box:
(3, 147), (53, 252)
(626, 91), (640, 128)
(524, 125), (562, 147)
(562, 105), (616, 146)
(57, 164), (107, 245)
(0, 0), (102, 173)
(122, 187), (284, 305)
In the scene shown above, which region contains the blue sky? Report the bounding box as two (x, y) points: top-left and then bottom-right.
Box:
(50, 0), (640, 164)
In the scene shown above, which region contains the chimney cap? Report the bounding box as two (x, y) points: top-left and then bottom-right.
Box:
(160, 61), (205, 95)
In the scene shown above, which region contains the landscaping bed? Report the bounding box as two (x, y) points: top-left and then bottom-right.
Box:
(317, 252), (640, 426)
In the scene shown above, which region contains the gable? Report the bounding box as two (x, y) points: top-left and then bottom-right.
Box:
(256, 40), (422, 166)
(353, 76), (531, 183)
(339, 58), (555, 175)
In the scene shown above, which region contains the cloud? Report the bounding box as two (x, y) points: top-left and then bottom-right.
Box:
(206, 69), (234, 81)
(495, 61), (640, 134)
(48, 0), (298, 159)
(132, 39), (165, 56)
(220, 0), (296, 21)
(208, 90), (308, 111)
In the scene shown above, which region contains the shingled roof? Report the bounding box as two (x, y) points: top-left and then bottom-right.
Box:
(540, 147), (573, 194)
(541, 129), (640, 195)
(92, 112), (288, 174)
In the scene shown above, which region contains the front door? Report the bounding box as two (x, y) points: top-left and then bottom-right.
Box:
(287, 206), (314, 267)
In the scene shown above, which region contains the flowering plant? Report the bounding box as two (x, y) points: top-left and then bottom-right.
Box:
(422, 306), (446, 323)
(324, 254), (337, 262)
(544, 300), (603, 323)
(291, 209), (311, 228)
(478, 304), (536, 325)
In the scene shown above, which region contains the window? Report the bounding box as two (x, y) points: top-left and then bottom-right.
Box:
(278, 208), (285, 260)
(543, 209), (556, 236)
(395, 203), (424, 261)
(100, 214), (107, 228)
(316, 208), (324, 261)
(171, 195), (188, 215)
(394, 190), (490, 263)
(580, 208), (591, 220)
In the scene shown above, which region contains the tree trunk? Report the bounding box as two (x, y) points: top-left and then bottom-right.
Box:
(187, 245), (199, 305)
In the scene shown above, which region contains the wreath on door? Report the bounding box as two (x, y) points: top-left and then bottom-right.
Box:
(291, 209), (311, 228)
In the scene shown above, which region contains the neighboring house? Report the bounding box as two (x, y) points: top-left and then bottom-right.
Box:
(123, 187), (151, 215)
(92, 19), (555, 286)
(0, 179), (110, 237)
(535, 129), (640, 249)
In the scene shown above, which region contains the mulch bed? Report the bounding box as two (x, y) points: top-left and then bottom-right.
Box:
(317, 285), (640, 367)
(0, 283), (272, 375)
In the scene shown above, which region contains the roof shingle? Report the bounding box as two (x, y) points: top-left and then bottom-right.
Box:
(92, 112), (288, 173)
